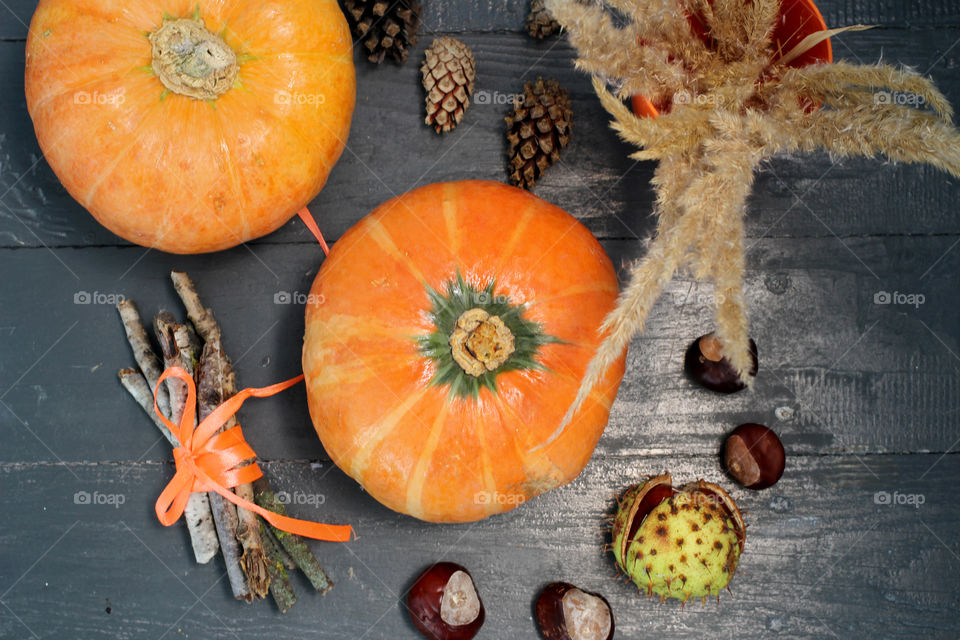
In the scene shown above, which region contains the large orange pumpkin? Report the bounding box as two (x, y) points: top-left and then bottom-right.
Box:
(24, 0), (354, 254)
(303, 181), (627, 523)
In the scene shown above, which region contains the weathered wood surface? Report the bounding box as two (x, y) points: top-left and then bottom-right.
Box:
(3, 28), (960, 247)
(2, 456), (958, 639)
(0, 236), (957, 464)
(1, 0), (959, 638)
(3, 0), (960, 39)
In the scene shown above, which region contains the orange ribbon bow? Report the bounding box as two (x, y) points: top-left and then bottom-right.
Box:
(153, 366), (352, 542)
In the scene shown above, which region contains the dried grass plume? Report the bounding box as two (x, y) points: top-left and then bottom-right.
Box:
(545, 0), (960, 425)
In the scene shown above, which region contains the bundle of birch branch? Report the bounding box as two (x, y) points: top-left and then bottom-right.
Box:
(116, 270), (332, 612)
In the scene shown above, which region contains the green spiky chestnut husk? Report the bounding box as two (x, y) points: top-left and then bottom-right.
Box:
(611, 473), (746, 604)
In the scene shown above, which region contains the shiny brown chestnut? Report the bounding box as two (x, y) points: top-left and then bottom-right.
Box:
(723, 423), (785, 489)
(407, 562), (484, 640)
(535, 582), (614, 640)
(684, 332), (758, 393)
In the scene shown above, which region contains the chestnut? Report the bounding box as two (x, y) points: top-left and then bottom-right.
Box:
(407, 562), (484, 640)
(535, 582), (614, 640)
(684, 332), (758, 393)
(723, 423), (785, 489)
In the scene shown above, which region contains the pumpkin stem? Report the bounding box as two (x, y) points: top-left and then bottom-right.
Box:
(449, 308), (515, 376)
(150, 18), (238, 100)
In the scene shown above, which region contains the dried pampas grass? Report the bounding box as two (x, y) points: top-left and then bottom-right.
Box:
(546, 0), (960, 426)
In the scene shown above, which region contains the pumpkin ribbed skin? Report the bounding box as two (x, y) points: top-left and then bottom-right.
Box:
(303, 181), (626, 523)
(24, 0), (354, 254)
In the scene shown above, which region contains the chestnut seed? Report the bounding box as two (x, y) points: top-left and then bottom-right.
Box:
(535, 582), (614, 640)
(407, 562), (484, 640)
(684, 332), (758, 393)
(723, 423), (785, 489)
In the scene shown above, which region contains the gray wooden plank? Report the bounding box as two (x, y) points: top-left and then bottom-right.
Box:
(2, 3), (958, 640)
(1, 454), (958, 638)
(0, 244), (332, 465)
(1, 235), (956, 465)
(3, 29), (960, 248)
(3, 0), (960, 40)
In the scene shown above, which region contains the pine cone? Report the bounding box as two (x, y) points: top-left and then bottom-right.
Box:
(505, 78), (572, 190)
(526, 0), (560, 39)
(342, 0), (421, 64)
(421, 37), (476, 134)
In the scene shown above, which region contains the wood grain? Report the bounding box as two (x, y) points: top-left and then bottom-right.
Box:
(0, 456), (957, 639)
(2, 0), (960, 39)
(2, 29), (960, 247)
(1, 1), (958, 638)
(0, 237), (955, 465)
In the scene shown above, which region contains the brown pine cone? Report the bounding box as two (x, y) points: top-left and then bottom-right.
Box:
(342, 0), (421, 64)
(526, 0), (560, 39)
(505, 78), (572, 190)
(421, 37), (476, 134)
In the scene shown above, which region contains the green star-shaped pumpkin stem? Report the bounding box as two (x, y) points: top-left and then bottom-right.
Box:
(418, 272), (563, 398)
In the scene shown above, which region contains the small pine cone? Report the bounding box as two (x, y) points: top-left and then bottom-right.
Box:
(505, 77), (572, 190)
(526, 0), (560, 39)
(421, 37), (476, 134)
(342, 0), (421, 64)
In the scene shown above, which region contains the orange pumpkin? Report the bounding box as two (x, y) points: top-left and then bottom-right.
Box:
(303, 181), (627, 523)
(24, 0), (354, 254)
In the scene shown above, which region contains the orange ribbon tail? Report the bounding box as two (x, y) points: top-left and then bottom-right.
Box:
(152, 366), (352, 542)
(297, 206), (330, 255)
